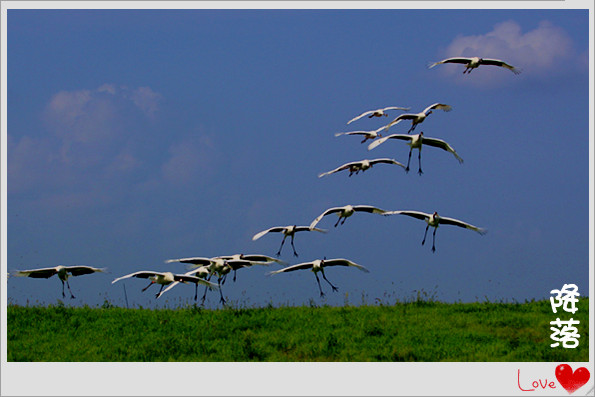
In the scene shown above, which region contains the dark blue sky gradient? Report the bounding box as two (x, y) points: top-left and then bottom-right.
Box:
(6, 9), (590, 308)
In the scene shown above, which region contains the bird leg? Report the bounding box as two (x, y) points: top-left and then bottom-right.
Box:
(155, 284), (164, 298)
(340, 217), (347, 225)
(66, 279), (75, 299)
(194, 284), (198, 301)
(422, 224), (430, 246)
(321, 269), (339, 292)
(61, 280), (66, 298)
(405, 148), (413, 173)
(276, 235), (287, 256)
(334, 216), (342, 227)
(233, 270), (237, 282)
(418, 150), (424, 175)
(201, 285), (209, 305)
(141, 281), (154, 292)
(431, 227), (437, 253)
(290, 235), (298, 257)
(408, 124), (415, 134)
(218, 278), (227, 305)
(314, 273), (325, 297)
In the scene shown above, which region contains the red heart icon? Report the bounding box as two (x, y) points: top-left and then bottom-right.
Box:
(555, 364), (591, 394)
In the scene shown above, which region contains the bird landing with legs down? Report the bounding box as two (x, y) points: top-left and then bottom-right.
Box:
(268, 258), (369, 297)
(12, 265), (106, 299)
(386, 210), (487, 252)
(252, 225), (327, 257)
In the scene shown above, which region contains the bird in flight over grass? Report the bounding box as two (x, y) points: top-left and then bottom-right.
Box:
(368, 132), (462, 175)
(383, 103), (452, 134)
(428, 56), (521, 75)
(268, 258), (369, 297)
(347, 106), (410, 125)
(318, 158), (405, 178)
(164, 257), (269, 304)
(252, 225), (327, 257)
(386, 210), (487, 252)
(12, 265), (105, 299)
(111, 270), (218, 298)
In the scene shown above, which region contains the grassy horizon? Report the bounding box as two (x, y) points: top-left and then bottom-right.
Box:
(7, 298), (589, 362)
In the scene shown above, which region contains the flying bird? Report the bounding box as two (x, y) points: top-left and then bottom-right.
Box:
(334, 126), (385, 144)
(388, 210), (487, 252)
(318, 158), (405, 178)
(111, 270), (218, 298)
(384, 103), (452, 134)
(309, 205), (391, 229)
(165, 257), (268, 304)
(268, 258), (369, 297)
(347, 106), (410, 125)
(156, 266), (212, 301)
(368, 132), (463, 175)
(252, 225), (327, 257)
(428, 56), (521, 75)
(12, 265), (105, 299)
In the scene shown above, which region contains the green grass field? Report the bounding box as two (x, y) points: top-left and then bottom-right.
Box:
(7, 298), (589, 361)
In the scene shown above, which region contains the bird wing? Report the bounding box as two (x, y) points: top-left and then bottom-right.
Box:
(111, 271), (162, 284)
(309, 207), (344, 229)
(428, 57), (472, 68)
(393, 210), (431, 221)
(241, 254), (286, 264)
(367, 134), (411, 151)
(174, 274), (220, 288)
(164, 257), (213, 266)
(369, 158), (406, 169)
(424, 103), (452, 114)
(318, 162), (354, 178)
(382, 106), (410, 111)
(65, 266), (105, 276)
(13, 267), (59, 279)
(294, 226), (327, 234)
(480, 58), (521, 74)
(353, 205), (388, 215)
(347, 110), (375, 124)
(383, 114), (413, 131)
(438, 216), (487, 235)
(321, 258), (370, 273)
(267, 262), (315, 275)
(252, 227), (286, 241)
(420, 137), (464, 163)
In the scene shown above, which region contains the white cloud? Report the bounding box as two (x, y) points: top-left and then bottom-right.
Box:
(437, 20), (583, 80)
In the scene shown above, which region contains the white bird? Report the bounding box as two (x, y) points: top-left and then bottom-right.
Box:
(428, 56), (521, 75)
(309, 205), (391, 229)
(388, 210), (487, 252)
(111, 270), (218, 298)
(156, 266), (212, 301)
(213, 253), (285, 281)
(368, 131), (463, 175)
(268, 258), (369, 297)
(252, 225), (327, 257)
(318, 158), (405, 178)
(164, 257), (268, 304)
(13, 265), (105, 299)
(347, 106), (410, 125)
(384, 103), (452, 134)
(334, 126), (386, 144)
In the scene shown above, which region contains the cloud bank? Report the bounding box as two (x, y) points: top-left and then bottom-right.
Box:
(436, 20), (585, 80)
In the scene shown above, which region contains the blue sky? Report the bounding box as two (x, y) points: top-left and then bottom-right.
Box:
(4, 8), (591, 309)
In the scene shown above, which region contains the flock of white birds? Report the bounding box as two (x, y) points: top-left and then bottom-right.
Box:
(10, 56), (519, 304)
